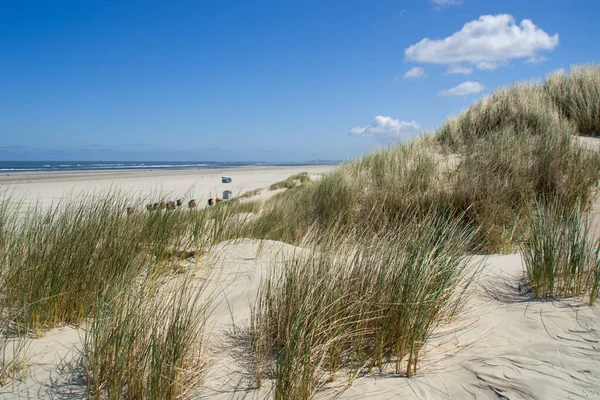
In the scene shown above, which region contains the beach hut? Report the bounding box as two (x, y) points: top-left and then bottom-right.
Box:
(223, 190), (232, 200)
(222, 176), (232, 183)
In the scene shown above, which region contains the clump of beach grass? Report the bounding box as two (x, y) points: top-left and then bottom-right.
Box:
(311, 142), (439, 234)
(438, 83), (577, 150)
(215, 198), (261, 214)
(244, 122), (600, 253)
(251, 213), (479, 399)
(83, 273), (212, 399)
(521, 200), (600, 304)
(448, 125), (600, 251)
(269, 173), (311, 190)
(0, 192), (148, 333)
(0, 188), (252, 394)
(239, 188), (262, 199)
(0, 324), (29, 387)
(439, 64), (600, 148)
(0, 190), (256, 334)
(544, 64), (600, 136)
(237, 183), (316, 244)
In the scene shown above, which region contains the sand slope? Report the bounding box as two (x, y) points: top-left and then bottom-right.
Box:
(200, 245), (600, 399)
(332, 253), (600, 400)
(2, 162), (600, 398)
(2, 240), (600, 399)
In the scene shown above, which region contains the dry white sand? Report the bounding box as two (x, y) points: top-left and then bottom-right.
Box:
(0, 165), (336, 210)
(190, 243), (600, 399)
(2, 164), (600, 399)
(7, 240), (599, 399)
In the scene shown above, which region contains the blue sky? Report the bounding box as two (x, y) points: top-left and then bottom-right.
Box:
(1, 0), (598, 162)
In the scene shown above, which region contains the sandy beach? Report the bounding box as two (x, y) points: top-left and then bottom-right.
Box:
(0, 165), (337, 210)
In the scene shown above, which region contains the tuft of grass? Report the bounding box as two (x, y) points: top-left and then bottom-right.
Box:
(0, 189), (256, 334)
(239, 183), (316, 244)
(521, 200), (600, 304)
(448, 125), (600, 252)
(312, 142), (439, 234)
(216, 198), (261, 214)
(239, 188), (262, 199)
(544, 64), (600, 136)
(83, 274), (211, 399)
(1, 192), (148, 332)
(438, 83), (577, 150)
(269, 173), (311, 191)
(251, 214), (479, 399)
(0, 328), (29, 387)
(439, 64), (600, 148)
(242, 125), (600, 253)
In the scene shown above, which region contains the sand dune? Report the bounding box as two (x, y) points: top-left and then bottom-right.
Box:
(1, 165), (600, 399)
(6, 240), (599, 399)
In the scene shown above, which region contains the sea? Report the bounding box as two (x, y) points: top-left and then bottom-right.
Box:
(0, 161), (338, 173)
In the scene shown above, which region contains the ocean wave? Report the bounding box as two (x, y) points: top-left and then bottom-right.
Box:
(1, 163), (218, 172)
(0, 161), (333, 173)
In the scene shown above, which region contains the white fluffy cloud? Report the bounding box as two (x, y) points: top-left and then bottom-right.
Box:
(438, 81), (485, 96)
(403, 67), (426, 79)
(447, 66), (473, 75)
(405, 14), (558, 70)
(350, 116), (422, 139)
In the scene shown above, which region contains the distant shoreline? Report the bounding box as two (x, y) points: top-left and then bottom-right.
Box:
(0, 160), (341, 174)
(0, 164), (338, 210)
(0, 164), (337, 184)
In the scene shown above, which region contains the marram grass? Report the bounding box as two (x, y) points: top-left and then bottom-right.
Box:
(0, 190), (258, 333)
(83, 274), (211, 400)
(251, 214), (480, 399)
(521, 200), (600, 304)
(269, 172), (311, 191)
(544, 64), (600, 136)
